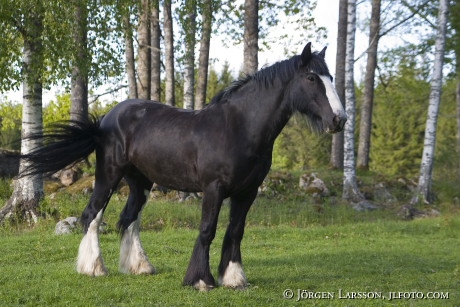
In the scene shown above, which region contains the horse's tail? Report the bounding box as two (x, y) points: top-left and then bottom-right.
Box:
(18, 115), (101, 178)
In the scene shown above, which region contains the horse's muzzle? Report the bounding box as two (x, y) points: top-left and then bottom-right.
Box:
(327, 114), (347, 133)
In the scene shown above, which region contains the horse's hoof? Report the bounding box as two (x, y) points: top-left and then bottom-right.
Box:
(134, 261), (156, 275)
(218, 261), (248, 289)
(77, 255), (108, 277)
(193, 280), (215, 292)
(120, 260), (156, 275)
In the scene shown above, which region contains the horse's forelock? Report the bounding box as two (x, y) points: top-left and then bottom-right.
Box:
(305, 52), (331, 76)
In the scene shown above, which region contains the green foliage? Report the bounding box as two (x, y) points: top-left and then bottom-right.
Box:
(206, 62), (234, 102)
(434, 79), (459, 179)
(43, 94), (71, 127)
(0, 101), (22, 149)
(371, 60), (429, 178)
(272, 118), (332, 171)
(219, 0), (324, 55)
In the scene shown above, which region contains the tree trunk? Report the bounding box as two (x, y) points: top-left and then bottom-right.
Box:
(342, 0), (364, 202)
(163, 0), (175, 106)
(183, 0), (196, 110)
(411, 0), (449, 205)
(1, 10), (44, 224)
(457, 82), (460, 178)
(70, 0), (89, 123)
(124, 11), (138, 99)
(150, 0), (161, 101)
(330, 0), (347, 169)
(243, 0), (258, 75)
(138, 0), (151, 100)
(357, 0), (381, 170)
(195, 0), (213, 110)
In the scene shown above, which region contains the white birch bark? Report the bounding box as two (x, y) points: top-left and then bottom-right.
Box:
(243, 0), (258, 75)
(164, 0), (175, 106)
(342, 0), (363, 202)
(150, 1), (161, 102)
(183, 0), (196, 110)
(411, 0), (449, 205)
(1, 16), (44, 223)
(137, 0), (151, 100)
(124, 12), (138, 99)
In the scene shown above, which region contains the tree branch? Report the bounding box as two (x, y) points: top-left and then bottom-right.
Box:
(89, 85), (128, 105)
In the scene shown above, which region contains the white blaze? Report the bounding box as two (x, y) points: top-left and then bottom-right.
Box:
(319, 75), (345, 116)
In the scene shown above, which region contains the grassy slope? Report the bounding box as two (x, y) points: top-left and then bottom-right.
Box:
(1, 198), (459, 306)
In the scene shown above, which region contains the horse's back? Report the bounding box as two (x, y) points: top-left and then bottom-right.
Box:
(97, 99), (271, 194)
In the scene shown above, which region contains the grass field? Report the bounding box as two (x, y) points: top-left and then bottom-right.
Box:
(1, 189), (459, 307)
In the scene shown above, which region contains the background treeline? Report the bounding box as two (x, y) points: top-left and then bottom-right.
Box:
(0, 0), (459, 215)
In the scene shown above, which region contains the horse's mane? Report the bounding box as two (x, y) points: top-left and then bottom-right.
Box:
(209, 51), (330, 105)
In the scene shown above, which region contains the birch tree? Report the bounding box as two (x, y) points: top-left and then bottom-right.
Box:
(0, 1), (45, 223)
(151, 0), (161, 101)
(138, 0), (151, 100)
(330, 0), (347, 169)
(164, 0), (175, 106)
(70, 0), (89, 123)
(182, 0), (197, 110)
(411, 0), (449, 205)
(243, 0), (258, 75)
(123, 5), (138, 99)
(342, 0), (364, 202)
(357, 0), (381, 169)
(195, 0), (214, 110)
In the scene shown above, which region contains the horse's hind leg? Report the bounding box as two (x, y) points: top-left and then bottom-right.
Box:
(118, 172), (155, 275)
(218, 188), (258, 289)
(77, 169), (122, 276)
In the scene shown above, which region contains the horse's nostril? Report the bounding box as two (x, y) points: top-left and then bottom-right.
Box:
(333, 115), (347, 131)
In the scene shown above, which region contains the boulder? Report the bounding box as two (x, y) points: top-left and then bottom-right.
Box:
(55, 217), (79, 235)
(299, 173), (330, 197)
(59, 168), (80, 187)
(352, 200), (379, 212)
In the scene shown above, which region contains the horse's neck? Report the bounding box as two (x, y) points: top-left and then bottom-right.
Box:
(227, 80), (293, 148)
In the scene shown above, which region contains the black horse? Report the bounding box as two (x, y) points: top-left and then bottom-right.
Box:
(21, 43), (346, 291)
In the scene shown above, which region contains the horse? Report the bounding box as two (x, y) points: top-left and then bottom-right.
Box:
(20, 42), (346, 291)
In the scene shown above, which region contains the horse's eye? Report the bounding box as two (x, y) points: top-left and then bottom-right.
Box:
(307, 75), (315, 82)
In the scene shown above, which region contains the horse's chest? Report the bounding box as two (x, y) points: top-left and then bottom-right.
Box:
(229, 154), (272, 191)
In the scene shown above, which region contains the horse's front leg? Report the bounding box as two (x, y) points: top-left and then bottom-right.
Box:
(183, 183), (224, 291)
(218, 188), (258, 289)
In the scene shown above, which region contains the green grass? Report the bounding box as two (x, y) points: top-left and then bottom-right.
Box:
(1, 195), (459, 306)
(1, 170), (459, 306)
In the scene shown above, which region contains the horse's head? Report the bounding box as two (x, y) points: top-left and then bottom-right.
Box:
(290, 43), (347, 134)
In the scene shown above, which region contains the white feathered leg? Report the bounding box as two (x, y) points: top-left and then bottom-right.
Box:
(218, 261), (248, 289)
(76, 210), (108, 276)
(119, 202), (155, 275)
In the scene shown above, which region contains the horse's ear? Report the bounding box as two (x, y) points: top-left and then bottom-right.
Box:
(300, 42), (312, 66)
(319, 46), (327, 59)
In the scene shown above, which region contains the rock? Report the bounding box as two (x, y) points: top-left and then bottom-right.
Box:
(299, 173), (330, 197)
(55, 217), (79, 235)
(60, 168), (80, 187)
(373, 182), (397, 204)
(399, 205), (441, 220)
(352, 200), (379, 212)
